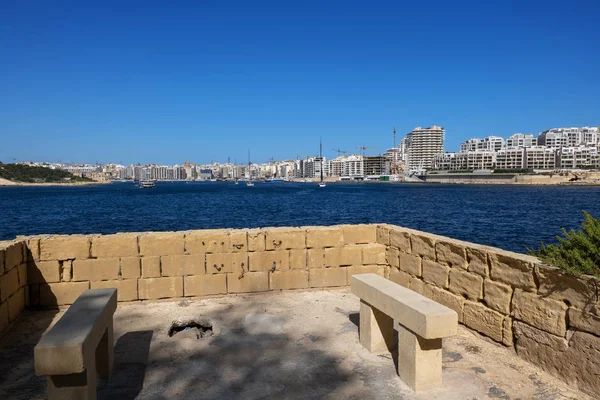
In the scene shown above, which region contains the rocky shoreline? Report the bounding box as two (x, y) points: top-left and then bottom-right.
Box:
(0, 177), (109, 187)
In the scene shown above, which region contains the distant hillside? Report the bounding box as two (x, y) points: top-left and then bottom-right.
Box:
(0, 163), (93, 183)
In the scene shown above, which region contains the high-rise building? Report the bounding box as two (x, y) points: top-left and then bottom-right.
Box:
(405, 126), (445, 171)
(506, 133), (537, 147)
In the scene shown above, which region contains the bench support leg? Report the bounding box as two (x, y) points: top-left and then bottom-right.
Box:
(96, 322), (114, 379)
(47, 367), (97, 400)
(359, 299), (394, 353)
(396, 324), (442, 393)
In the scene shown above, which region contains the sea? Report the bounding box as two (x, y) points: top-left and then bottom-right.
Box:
(1, 181), (600, 253)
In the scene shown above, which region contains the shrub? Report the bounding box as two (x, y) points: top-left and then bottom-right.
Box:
(528, 211), (600, 278)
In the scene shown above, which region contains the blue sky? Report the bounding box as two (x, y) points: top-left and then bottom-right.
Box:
(1, 1), (599, 165)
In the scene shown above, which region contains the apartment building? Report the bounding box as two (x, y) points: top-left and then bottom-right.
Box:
(524, 146), (556, 169)
(460, 136), (504, 152)
(496, 147), (526, 170)
(556, 147), (600, 169)
(506, 133), (537, 147)
(406, 126), (445, 170)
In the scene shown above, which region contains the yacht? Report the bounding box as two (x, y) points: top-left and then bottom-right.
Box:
(139, 180), (155, 188)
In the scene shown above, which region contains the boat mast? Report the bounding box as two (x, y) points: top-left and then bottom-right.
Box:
(320, 138), (323, 183)
(248, 149), (251, 182)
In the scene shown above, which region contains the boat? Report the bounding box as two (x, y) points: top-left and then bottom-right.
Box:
(139, 180), (155, 188)
(246, 150), (254, 186)
(318, 138), (326, 188)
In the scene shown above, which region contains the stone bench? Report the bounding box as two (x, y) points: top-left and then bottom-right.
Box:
(351, 274), (457, 392)
(34, 288), (118, 400)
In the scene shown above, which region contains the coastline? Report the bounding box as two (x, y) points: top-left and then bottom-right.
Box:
(0, 177), (110, 187)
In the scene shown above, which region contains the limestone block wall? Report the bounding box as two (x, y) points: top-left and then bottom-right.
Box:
(377, 224), (600, 397)
(0, 240), (28, 332)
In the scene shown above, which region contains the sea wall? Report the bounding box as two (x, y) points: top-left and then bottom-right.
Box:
(1, 224), (599, 396)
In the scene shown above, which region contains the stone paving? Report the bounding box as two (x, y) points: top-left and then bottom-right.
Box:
(0, 289), (592, 399)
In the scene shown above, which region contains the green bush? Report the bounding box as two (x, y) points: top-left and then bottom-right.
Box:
(0, 164), (93, 183)
(528, 211), (600, 278)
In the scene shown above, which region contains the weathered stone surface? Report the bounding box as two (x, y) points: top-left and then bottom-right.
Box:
(0, 248), (4, 274)
(376, 224), (390, 246)
(91, 233), (138, 258)
(161, 254), (205, 276)
(389, 229), (411, 252)
(566, 331), (600, 396)
(408, 277), (433, 299)
(309, 267), (347, 288)
(324, 246), (361, 267)
(206, 252), (232, 274)
(28, 261), (61, 284)
(410, 234), (436, 260)
(229, 230), (248, 252)
(362, 244), (386, 265)
(138, 277), (183, 299)
(463, 301), (504, 342)
(184, 274), (227, 296)
(72, 258), (120, 282)
(489, 252), (536, 290)
(40, 236), (90, 261)
(306, 227), (343, 248)
(513, 321), (568, 378)
(502, 316), (513, 347)
(247, 230), (265, 252)
(27, 238), (40, 261)
(0, 301), (8, 332)
(399, 252), (421, 276)
(484, 278), (512, 314)
(39, 282), (90, 306)
(386, 247), (399, 269)
(120, 257), (141, 279)
(91, 279), (138, 301)
(185, 230), (230, 254)
(0, 268), (20, 302)
(359, 300), (395, 353)
(7, 288), (25, 321)
(265, 228), (306, 250)
(466, 247), (489, 277)
(396, 323), (443, 393)
(568, 307), (600, 335)
(248, 251), (289, 271)
(306, 248), (325, 268)
(3, 241), (23, 270)
(141, 256), (161, 278)
(289, 249), (307, 270)
(342, 224), (377, 245)
(61, 260), (72, 282)
(421, 259), (449, 288)
(436, 241), (467, 268)
(429, 286), (464, 323)
(449, 269), (483, 300)
(227, 271), (269, 293)
(347, 265), (384, 280)
(511, 289), (567, 337)
(389, 268), (410, 287)
(139, 233), (185, 256)
(17, 262), (27, 288)
(270, 270), (308, 290)
(535, 265), (598, 310)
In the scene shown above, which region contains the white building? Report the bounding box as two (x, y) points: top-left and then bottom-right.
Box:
(460, 136), (504, 152)
(506, 133), (537, 148)
(496, 147), (526, 170)
(405, 126), (445, 171)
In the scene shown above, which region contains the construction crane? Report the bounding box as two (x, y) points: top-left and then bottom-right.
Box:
(356, 146), (379, 156)
(332, 148), (347, 156)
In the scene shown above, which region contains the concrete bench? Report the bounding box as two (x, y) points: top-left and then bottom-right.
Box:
(351, 274), (457, 392)
(34, 288), (118, 400)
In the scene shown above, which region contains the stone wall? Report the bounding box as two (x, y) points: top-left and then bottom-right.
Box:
(0, 240), (28, 333)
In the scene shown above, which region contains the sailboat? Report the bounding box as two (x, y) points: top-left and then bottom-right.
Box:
(318, 138), (326, 188)
(246, 150), (254, 187)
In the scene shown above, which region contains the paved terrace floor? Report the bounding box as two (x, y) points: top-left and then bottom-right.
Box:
(0, 289), (592, 400)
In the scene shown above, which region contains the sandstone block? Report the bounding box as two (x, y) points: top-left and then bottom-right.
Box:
(0, 268), (19, 302)
(8, 288), (25, 321)
(503, 316), (513, 347)
(91, 280), (138, 302)
(511, 289), (567, 337)
(91, 233), (139, 258)
(309, 267), (347, 288)
(399, 253), (421, 276)
(347, 265), (384, 280)
(139, 233), (185, 256)
(436, 240), (467, 268)
(206, 252), (248, 274)
(568, 307), (600, 336)
(565, 331), (600, 396)
(362, 244), (386, 265)
(289, 249), (307, 270)
(0, 248), (4, 275)
(421, 259), (449, 288)
(227, 271), (269, 293)
(535, 265), (597, 310)
(265, 228), (306, 250)
(247, 230), (265, 252)
(306, 227), (343, 248)
(342, 224), (377, 245)
(61, 260), (72, 282)
(513, 321), (568, 381)
(249, 251), (289, 272)
(185, 230), (231, 254)
(489, 252), (536, 290)
(40, 236), (90, 261)
(28, 261), (61, 284)
(389, 228), (411, 252)
(466, 247), (489, 276)
(463, 301), (504, 342)
(0, 302), (8, 332)
(72, 258), (120, 282)
(17, 262), (27, 288)
(449, 269), (483, 300)
(161, 254), (205, 276)
(184, 274), (227, 296)
(410, 234), (436, 260)
(430, 286), (464, 323)
(360, 299), (395, 353)
(484, 278), (512, 314)
(141, 256), (161, 278)
(27, 238), (40, 261)
(408, 277), (433, 299)
(229, 230), (248, 252)
(120, 257), (141, 279)
(386, 247), (399, 269)
(138, 277), (183, 299)
(270, 270), (308, 290)
(307, 248), (325, 268)
(376, 224), (390, 246)
(325, 246), (361, 267)
(3, 241), (23, 270)
(39, 282), (90, 306)
(389, 268), (410, 287)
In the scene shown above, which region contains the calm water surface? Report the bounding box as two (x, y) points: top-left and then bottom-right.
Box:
(2, 182), (600, 253)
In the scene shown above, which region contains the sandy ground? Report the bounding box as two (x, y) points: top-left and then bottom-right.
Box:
(0, 288), (592, 400)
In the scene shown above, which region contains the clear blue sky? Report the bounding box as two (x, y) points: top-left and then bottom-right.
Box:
(1, 1), (599, 165)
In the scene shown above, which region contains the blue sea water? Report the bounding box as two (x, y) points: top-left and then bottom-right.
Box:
(1, 182), (600, 253)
